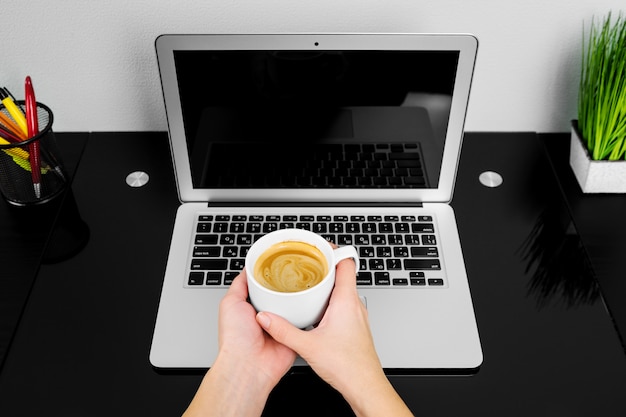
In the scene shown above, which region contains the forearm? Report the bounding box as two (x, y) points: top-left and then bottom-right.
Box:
(341, 369), (414, 417)
(182, 355), (274, 417)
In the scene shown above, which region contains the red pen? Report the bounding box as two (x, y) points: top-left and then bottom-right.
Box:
(25, 76), (41, 198)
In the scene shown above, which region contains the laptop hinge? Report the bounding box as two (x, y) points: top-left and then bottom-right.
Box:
(208, 202), (424, 208)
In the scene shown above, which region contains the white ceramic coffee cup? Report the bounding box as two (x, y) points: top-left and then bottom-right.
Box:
(245, 228), (359, 329)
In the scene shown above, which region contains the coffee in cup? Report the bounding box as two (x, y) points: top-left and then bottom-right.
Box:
(253, 241), (328, 293)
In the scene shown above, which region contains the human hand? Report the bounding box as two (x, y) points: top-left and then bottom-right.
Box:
(256, 258), (413, 416)
(217, 270), (297, 387)
(255, 257), (383, 401)
(183, 272), (297, 417)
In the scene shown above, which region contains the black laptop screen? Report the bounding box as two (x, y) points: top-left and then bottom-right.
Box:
(173, 50), (459, 189)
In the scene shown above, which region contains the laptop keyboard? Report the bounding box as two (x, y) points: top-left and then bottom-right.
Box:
(186, 214), (446, 289)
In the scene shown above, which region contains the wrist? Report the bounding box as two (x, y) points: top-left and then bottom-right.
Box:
(341, 369), (413, 417)
(183, 353), (275, 417)
(213, 351), (277, 397)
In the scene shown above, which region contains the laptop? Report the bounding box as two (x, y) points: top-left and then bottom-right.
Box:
(149, 33), (483, 374)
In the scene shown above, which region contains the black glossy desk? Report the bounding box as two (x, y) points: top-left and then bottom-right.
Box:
(1, 132), (625, 416)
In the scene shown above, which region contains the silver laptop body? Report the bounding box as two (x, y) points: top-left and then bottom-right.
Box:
(150, 33), (483, 373)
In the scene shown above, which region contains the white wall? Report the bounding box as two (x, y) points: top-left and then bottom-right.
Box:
(1, 0), (623, 133)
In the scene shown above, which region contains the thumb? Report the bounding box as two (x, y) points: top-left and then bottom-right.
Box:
(256, 311), (308, 352)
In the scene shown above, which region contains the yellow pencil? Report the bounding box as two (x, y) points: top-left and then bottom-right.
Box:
(0, 88), (28, 136)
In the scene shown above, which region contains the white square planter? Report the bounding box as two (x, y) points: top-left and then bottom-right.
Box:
(569, 122), (626, 193)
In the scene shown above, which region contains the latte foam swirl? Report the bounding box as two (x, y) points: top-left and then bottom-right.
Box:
(254, 242), (328, 293)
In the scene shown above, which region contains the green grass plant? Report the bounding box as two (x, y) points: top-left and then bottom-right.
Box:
(577, 12), (626, 161)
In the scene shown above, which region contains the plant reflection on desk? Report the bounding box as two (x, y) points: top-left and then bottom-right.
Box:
(519, 204), (600, 308)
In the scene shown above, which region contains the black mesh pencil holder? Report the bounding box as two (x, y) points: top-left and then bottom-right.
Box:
(0, 102), (67, 206)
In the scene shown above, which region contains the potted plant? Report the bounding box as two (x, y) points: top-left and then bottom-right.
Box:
(571, 11), (626, 193)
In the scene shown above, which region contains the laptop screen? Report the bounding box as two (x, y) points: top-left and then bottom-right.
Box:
(174, 50), (458, 191)
(156, 34), (477, 204)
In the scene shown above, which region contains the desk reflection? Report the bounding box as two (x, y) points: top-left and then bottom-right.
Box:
(520, 201), (600, 309)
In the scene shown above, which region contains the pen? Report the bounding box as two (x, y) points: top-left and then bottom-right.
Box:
(25, 76), (42, 198)
(0, 87), (28, 136)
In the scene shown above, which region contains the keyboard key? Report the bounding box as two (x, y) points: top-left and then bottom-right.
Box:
(411, 277), (426, 286)
(362, 223), (376, 233)
(412, 223), (435, 233)
(422, 235), (437, 245)
(404, 259), (441, 270)
(371, 234), (386, 245)
(410, 272), (426, 286)
(388, 234), (404, 245)
(411, 247), (439, 257)
(395, 223), (410, 233)
(188, 272), (204, 285)
(296, 222), (311, 230)
(191, 259), (228, 270)
(313, 223), (327, 233)
(338, 235), (353, 245)
(193, 246), (220, 257)
(386, 259), (402, 269)
(230, 259), (245, 270)
(393, 247), (409, 257)
(195, 234), (218, 245)
(214, 223), (228, 232)
(321, 234), (336, 243)
(405, 235), (420, 245)
(224, 272), (239, 285)
(329, 223), (344, 233)
(359, 259), (368, 271)
(205, 272), (222, 285)
(220, 234), (236, 245)
(196, 223), (211, 233)
(357, 272), (373, 285)
(355, 235), (370, 245)
(374, 272), (391, 285)
(369, 259), (385, 270)
(236, 235), (253, 245)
